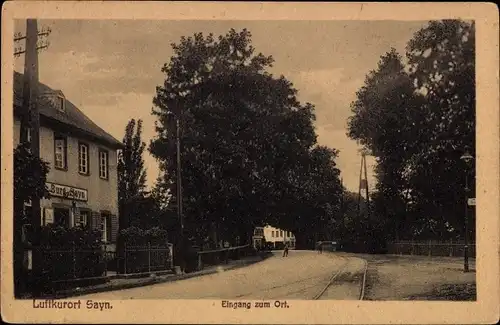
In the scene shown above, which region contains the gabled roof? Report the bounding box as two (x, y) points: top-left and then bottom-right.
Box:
(13, 71), (123, 149)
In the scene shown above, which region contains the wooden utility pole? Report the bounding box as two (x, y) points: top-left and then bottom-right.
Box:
(14, 19), (51, 295)
(176, 117), (184, 231)
(23, 19), (42, 294)
(175, 105), (185, 272)
(339, 177), (344, 233)
(356, 155), (364, 217)
(340, 177), (344, 212)
(16, 22), (50, 144)
(363, 153), (370, 219)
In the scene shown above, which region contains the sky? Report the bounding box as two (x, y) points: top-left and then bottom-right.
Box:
(14, 19), (428, 193)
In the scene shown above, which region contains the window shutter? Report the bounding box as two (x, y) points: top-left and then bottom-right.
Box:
(111, 214), (119, 243)
(91, 211), (101, 231)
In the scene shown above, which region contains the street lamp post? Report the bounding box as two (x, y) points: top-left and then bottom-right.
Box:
(175, 112), (185, 273)
(460, 151), (474, 273)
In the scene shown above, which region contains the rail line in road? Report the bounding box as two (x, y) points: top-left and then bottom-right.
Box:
(232, 254), (353, 300)
(231, 254), (369, 300)
(233, 254), (368, 300)
(359, 258), (368, 300)
(313, 255), (369, 301)
(312, 256), (349, 300)
(76, 251), (369, 300)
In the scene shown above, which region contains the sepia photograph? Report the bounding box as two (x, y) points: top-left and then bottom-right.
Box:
(1, 2), (498, 324)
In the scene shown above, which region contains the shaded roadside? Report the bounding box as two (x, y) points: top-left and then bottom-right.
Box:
(22, 252), (272, 300)
(336, 253), (476, 301)
(406, 283), (476, 301)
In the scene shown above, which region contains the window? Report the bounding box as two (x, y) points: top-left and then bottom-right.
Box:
(280, 230), (283, 237)
(101, 213), (112, 242)
(54, 208), (70, 228)
(99, 150), (108, 179)
(54, 136), (67, 169)
(79, 210), (89, 228)
(56, 96), (65, 112)
(101, 216), (106, 242)
(78, 143), (89, 175)
(271, 231), (274, 237)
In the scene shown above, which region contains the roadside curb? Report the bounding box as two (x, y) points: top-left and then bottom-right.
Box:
(37, 252), (273, 299)
(108, 269), (174, 280)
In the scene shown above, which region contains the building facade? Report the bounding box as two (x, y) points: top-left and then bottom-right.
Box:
(252, 227), (264, 249)
(13, 72), (123, 252)
(253, 225), (296, 249)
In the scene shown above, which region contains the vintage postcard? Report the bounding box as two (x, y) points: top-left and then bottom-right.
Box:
(1, 1), (499, 324)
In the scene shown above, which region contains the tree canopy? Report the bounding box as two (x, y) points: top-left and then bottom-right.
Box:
(117, 118), (149, 229)
(14, 142), (50, 216)
(150, 29), (342, 248)
(13, 141), (50, 297)
(347, 20), (475, 240)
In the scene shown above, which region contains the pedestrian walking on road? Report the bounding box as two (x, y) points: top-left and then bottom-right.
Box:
(283, 243), (289, 257)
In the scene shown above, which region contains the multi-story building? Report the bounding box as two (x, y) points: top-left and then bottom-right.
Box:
(253, 225), (296, 249)
(13, 71), (123, 252)
(252, 226), (265, 249)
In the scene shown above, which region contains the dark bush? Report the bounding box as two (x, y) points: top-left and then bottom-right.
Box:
(38, 225), (104, 281)
(119, 226), (168, 246)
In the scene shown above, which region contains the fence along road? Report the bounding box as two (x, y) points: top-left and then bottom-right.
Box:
(77, 250), (366, 300)
(388, 240), (476, 258)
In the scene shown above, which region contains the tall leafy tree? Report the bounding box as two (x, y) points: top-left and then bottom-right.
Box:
(13, 142), (50, 297)
(406, 20), (475, 239)
(335, 190), (380, 251)
(278, 146), (342, 247)
(14, 143), (50, 216)
(150, 29), (342, 247)
(347, 20), (475, 240)
(348, 48), (425, 239)
(117, 118), (147, 229)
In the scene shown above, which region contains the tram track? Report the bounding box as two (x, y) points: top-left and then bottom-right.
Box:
(232, 254), (351, 300)
(232, 254), (368, 300)
(313, 255), (368, 301)
(77, 250), (369, 300)
(312, 256), (349, 300)
(359, 258), (368, 300)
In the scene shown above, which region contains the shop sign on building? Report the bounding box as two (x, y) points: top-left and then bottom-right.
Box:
(46, 182), (88, 202)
